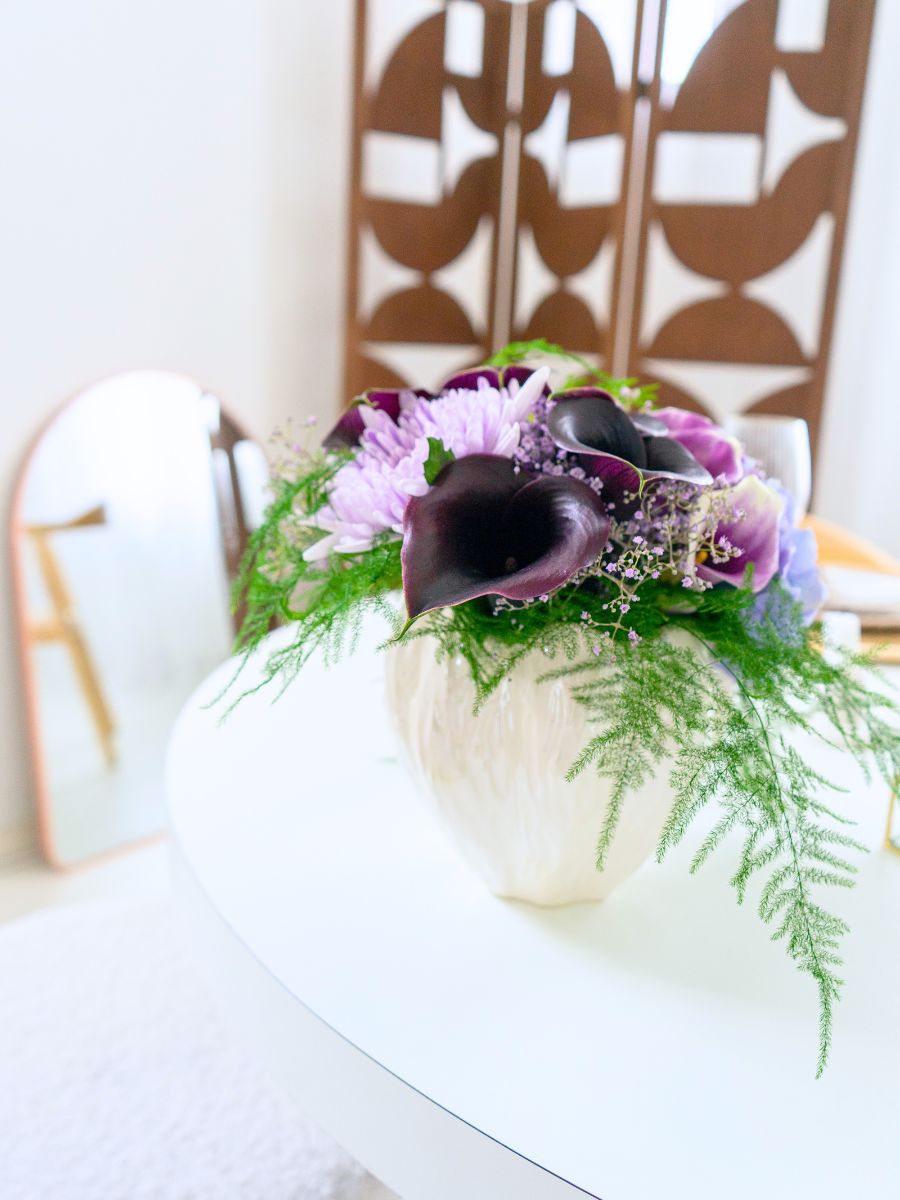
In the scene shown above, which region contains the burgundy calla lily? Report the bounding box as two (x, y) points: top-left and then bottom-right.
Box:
(548, 388), (713, 495)
(401, 455), (610, 619)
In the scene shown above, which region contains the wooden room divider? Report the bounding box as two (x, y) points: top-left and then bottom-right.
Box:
(343, 0), (875, 451)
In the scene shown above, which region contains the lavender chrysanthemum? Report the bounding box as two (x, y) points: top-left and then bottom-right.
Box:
(304, 368), (549, 560)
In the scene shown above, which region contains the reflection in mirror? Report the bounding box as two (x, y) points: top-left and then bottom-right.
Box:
(11, 372), (268, 867)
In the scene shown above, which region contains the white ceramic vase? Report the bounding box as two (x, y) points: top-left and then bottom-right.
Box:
(385, 635), (677, 907)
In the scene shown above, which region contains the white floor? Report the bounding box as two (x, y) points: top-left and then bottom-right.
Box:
(0, 836), (171, 925)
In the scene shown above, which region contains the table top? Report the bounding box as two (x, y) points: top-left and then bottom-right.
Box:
(167, 621), (900, 1200)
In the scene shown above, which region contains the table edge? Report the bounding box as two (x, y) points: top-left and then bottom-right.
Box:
(167, 695), (604, 1200)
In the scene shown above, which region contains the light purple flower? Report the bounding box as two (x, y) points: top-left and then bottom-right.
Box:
(304, 368), (549, 560)
(403, 370), (547, 461)
(768, 481), (827, 622)
(655, 407), (743, 485)
(322, 365), (551, 450)
(698, 475), (784, 592)
(322, 389), (413, 450)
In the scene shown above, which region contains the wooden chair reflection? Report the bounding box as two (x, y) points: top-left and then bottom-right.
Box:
(26, 505), (117, 766)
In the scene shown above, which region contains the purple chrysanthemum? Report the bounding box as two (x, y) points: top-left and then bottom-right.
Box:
(304, 368), (549, 560)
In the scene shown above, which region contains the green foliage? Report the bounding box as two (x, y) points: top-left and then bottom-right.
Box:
(423, 437), (455, 485)
(228, 450), (402, 703)
(231, 452), (344, 653)
(485, 337), (659, 408)
(486, 337), (573, 368)
(567, 368), (660, 411)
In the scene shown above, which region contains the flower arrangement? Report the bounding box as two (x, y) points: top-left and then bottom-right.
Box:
(234, 340), (900, 1075)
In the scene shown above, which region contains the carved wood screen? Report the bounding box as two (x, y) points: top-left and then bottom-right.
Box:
(343, 0), (875, 451)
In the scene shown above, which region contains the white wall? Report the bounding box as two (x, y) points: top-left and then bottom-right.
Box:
(816, 0), (900, 556)
(0, 0), (352, 844)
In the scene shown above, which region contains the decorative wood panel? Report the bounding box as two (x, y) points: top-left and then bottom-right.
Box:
(630, 0), (876, 450)
(343, 0), (875, 452)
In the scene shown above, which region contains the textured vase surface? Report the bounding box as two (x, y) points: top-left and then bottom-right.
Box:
(385, 636), (677, 907)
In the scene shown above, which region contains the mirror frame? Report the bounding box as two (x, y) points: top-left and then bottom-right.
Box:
(9, 371), (262, 869)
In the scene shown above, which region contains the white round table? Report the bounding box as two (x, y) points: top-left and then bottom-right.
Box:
(167, 623), (900, 1200)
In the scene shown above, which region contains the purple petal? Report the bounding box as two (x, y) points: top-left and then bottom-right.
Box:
(581, 454), (643, 498)
(655, 407), (743, 484)
(401, 455), (610, 619)
(698, 475), (784, 592)
(768, 480), (825, 622)
(780, 526), (827, 621)
(501, 365), (552, 395)
(440, 364), (552, 395)
(323, 390), (409, 450)
(439, 367), (502, 392)
(654, 407), (711, 434)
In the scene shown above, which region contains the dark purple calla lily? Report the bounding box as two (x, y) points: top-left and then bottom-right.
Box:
(548, 388), (713, 495)
(401, 455), (610, 619)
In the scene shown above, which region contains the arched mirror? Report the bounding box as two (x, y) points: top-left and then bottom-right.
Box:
(10, 371), (268, 867)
